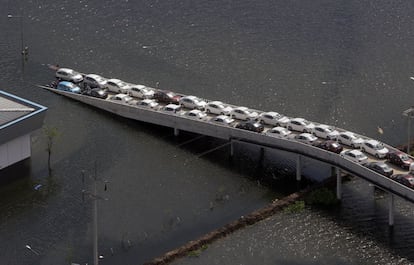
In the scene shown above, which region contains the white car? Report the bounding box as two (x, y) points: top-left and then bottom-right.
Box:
(163, 104), (181, 113)
(186, 109), (207, 119)
(361, 139), (389, 158)
(258, 112), (290, 127)
(337, 131), (365, 148)
(179, 95), (206, 110)
(312, 124), (339, 140)
(211, 115), (235, 126)
(111, 93), (133, 104)
(129, 85), (154, 99)
(137, 99), (159, 109)
(265, 127), (291, 138)
(230, 106), (259, 121)
(55, 68), (83, 83)
(105, 79), (131, 94)
(83, 74), (107, 88)
(287, 118), (315, 133)
(294, 133), (318, 145)
(205, 101), (233, 115)
(340, 149), (368, 164)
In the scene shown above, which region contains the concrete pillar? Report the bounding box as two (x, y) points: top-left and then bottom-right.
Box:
(388, 193), (394, 227)
(336, 167), (342, 200)
(230, 139), (234, 157)
(174, 127), (179, 136)
(259, 147), (265, 165)
(296, 155), (301, 181)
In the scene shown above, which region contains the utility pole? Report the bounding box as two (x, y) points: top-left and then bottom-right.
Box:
(402, 107), (414, 154)
(82, 164), (108, 265)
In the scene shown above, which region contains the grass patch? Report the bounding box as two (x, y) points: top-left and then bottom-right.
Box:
(187, 245), (208, 257)
(283, 200), (305, 213)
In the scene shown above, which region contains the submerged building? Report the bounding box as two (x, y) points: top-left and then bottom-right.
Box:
(0, 90), (47, 169)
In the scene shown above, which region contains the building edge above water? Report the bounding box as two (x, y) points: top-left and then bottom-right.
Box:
(0, 90), (47, 170)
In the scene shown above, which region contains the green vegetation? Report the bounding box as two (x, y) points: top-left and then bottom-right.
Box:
(283, 200), (305, 213)
(187, 244), (208, 257)
(43, 125), (59, 173)
(305, 187), (339, 208)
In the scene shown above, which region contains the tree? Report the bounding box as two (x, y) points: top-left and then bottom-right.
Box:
(44, 126), (59, 173)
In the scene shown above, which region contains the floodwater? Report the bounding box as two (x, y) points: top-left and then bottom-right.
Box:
(1, 0), (414, 264)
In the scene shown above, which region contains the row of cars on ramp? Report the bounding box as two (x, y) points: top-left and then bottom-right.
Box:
(52, 67), (414, 190)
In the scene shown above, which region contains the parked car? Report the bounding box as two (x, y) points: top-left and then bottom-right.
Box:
(83, 74), (107, 88)
(337, 131), (365, 148)
(365, 162), (393, 177)
(287, 118), (315, 133)
(315, 140), (343, 154)
(111, 93), (133, 104)
(83, 87), (108, 99)
(163, 104), (181, 113)
(230, 106), (259, 121)
(361, 139), (389, 158)
(55, 68), (83, 83)
(386, 151), (414, 170)
(340, 149), (368, 164)
(137, 99), (159, 109)
(179, 95), (206, 110)
(186, 109), (207, 119)
(211, 115), (235, 126)
(392, 174), (414, 189)
(312, 124), (339, 140)
(129, 85), (154, 99)
(205, 101), (233, 115)
(259, 112), (290, 127)
(294, 133), (318, 145)
(56, 81), (81, 94)
(235, 120), (264, 133)
(105, 79), (131, 94)
(265, 126), (292, 138)
(153, 90), (181, 104)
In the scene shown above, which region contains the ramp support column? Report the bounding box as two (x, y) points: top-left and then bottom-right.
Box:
(174, 127), (179, 136)
(388, 193), (395, 227)
(230, 139), (234, 157)
(336, 167), (342, 200)
(296, 155), (301, 181)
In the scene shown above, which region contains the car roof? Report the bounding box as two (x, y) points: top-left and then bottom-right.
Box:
(364, 139), (380, 145)
(183, 95), (197, 99)
(271, 126), (286, 131)
(107, 78), (124, 83)
(58, 68), (75, 72)
(234, 106), (248, 110)
(340, 131), (355, 136)
(131, 84), (146, 89)
(58, 81), (73, 86)
(86, 73), (102, 78)
(291, 117), (306, 122)
(209, 101), (223, 105)
(262, 111), (279, 116)
(349, 149), (363, 155)
(165, 104), (180, 108)
(299, 133), (313, 137)
(315, 124), (330, 129)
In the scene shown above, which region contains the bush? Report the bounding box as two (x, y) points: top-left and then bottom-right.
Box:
(306, 188), (339, 207)
(283, 200), (305, 213)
